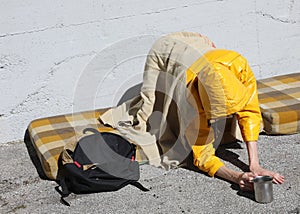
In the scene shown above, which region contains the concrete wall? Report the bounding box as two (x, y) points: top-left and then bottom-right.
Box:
(0, 0), (299, 143)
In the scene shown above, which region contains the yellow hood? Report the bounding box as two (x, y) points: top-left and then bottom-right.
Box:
(186, 49), (262, 142)
(187, 49), (253, 120)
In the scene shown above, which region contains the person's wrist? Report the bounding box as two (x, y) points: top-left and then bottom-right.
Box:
(235, 171), (244, 184)
(249, 163), (260, 172)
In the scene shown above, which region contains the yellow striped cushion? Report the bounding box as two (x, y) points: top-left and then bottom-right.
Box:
(27, 108), (114, 180)
(257, 72), (300, 134)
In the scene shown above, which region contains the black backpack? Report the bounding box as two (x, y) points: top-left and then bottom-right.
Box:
(57, 128), (149, 206)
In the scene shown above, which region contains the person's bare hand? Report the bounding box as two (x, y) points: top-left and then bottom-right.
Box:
(238, 172), (256, 192)
(250, 165), (285, 184)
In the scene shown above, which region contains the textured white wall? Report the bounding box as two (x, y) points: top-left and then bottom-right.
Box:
(0, 0), (299, 143)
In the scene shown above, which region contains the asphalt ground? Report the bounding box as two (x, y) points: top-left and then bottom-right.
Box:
(0, 133), (299, 213)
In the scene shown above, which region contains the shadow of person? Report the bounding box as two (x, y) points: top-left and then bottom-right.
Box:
(215, 141), (257, 200)
(215, 142), (250, 172)
(180, 146), (256, 201)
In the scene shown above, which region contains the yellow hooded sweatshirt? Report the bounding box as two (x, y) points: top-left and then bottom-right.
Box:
(185, 49), (262, 177)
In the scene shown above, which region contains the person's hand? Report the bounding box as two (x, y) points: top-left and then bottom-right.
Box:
(238, 172), (256, 192)
(250, 165), (285, 184)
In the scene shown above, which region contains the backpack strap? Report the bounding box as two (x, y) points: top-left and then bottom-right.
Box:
(55, 180), (149, 206)
(130, 181), (150, 192)
(55, 178), (71, 206)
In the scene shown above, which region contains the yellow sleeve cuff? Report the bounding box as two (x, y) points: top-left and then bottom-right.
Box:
(192, 143), (224, 177)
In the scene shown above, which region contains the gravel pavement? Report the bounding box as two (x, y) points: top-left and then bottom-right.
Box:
(0, 134), (299, 213)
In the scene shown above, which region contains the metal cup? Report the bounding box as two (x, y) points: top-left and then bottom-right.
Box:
(252, 176), (273, 203)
